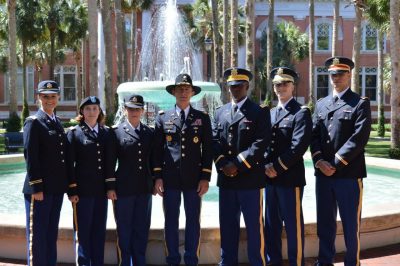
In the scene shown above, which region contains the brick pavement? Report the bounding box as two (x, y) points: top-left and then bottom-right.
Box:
(0, 243), (399, 266)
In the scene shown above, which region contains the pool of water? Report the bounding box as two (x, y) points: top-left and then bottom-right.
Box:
(1, 160), (399, 227)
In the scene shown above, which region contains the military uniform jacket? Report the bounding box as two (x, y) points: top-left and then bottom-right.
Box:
(265, 98), (312, 187)
(153, 106), (213, 190)
(212, 99), (271, 189)
(66, 123), (109, 197)
(310, 89), (371, 178)
(105, 122), (154, 196)
(23, 109), (68, 194)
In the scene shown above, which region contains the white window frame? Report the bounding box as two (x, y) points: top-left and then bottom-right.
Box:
(4, 66), (35, 104)
(315, 21), (332, 52)
(314, 66), (330, 100)
(54, 65), (77, 104)
(361, 22), (378, 52)
(359, 67), (378, 103)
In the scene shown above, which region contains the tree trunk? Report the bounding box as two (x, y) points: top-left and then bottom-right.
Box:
(332, 0), (339, 56)
(75, 49), (83, 113)
(7, 0), (18, 115)
(351, 5), (362, 94)
(88, 0), (98, 96)
(100, 0), (115, 119)
(221, 0), (230, 103)
(211, 0), (220, 84)
(390, 0), (400, 148)
(131, 11), (137, 81)
(245, 0), (256, 101)
(115, 0), (124, 83)
(308, 0), (315, 106)
(230, 0), (238, 66)
(377, 30), (385, 137)
(265, 0), (274, 105)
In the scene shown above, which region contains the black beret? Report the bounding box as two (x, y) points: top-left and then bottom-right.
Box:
(166, 73), (201, 95)
(79, 96), (101, 110)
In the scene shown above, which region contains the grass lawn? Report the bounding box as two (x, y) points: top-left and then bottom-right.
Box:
(365, 130), (392, 158)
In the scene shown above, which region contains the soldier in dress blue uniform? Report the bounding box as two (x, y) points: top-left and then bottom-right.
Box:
(23, 80), (70, 266)
(153, 74), (213, 266)
(264, 67), (312, 266)
(310, 57), (371, 266)
(66, 96), (109, 265)
(212, 67), (271, 266)
(105, 94), (154, 266)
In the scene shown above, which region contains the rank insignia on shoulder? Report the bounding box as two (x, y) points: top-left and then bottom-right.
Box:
(158, 110), (165, 115)
(27, 115), (37, 120)
(317, 98), (323, 102)
(111, 125), (118, 129)
(69, 126), (76, 131)
(260, 103), (268, 108)
(361, 96), (369, 101)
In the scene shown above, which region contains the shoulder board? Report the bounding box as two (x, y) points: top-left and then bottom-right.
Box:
(361, 96), (369, 101)
(260, 104), (268, 108)
(104, 125), (110, 129)
(111, 125), (118, 129)
(27, 115), (37, 120)
(317, 98), (323, 102)
(158, 110), (165, 115)
(301, 105), (310, 110)
(202, 111), (208, 115)
(69, 126), (76, 131)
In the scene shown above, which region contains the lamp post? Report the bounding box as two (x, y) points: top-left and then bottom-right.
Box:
(204, 37), (213, 81)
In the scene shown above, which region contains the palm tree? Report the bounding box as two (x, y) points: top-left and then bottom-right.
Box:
(115, 0), (125, 83)
(351, 2), (363, 94)
(389, 0), (400, 150)
(365, 0), (390, 137)
(230, 0), (238, 65)
(332, 0), (339, 56)
(7, 0), (18, 122)
(308, 0), (315, 109)
(16, 0), (43, 125)
(222, 0), (229, 73)
(123, 0), (154, 81)
(245, 0), (256, 100)
(88, 0), (98, 96)
(211, 0), (220, 84)
(100, 0), (115, 122)
(265, 0), (274, 106)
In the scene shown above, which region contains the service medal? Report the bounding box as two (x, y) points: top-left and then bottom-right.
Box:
(193, 136), (199, 143)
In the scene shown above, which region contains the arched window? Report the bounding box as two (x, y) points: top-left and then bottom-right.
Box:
(316, 22), (331, 51)
(362, 23), (378, 51)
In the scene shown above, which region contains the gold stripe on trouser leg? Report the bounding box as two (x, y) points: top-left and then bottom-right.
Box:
(72, 202), (79, 265)
(259, 188), (266, 266)
(356, 178), (363, 266)
(111, 200), (122, 266)
(162, 197), (168, 257)
(197, 198), (203, 259)
(295, 187), (302, 266)
(29, 196), (35, 266)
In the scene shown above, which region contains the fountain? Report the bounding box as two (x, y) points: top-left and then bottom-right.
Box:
(115, 0), (221, 125)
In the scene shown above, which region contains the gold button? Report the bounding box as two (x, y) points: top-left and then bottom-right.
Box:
(97, 143), (100, 146)
(98, 151), (100, 154)
(326, 140), (330, 143)
(62, 159), (65, 162)
(139, 166), (142, 170)
(60, 142), (63, 145)
(228, 151), (232, 154)
(182, 145), (185, 149)
(272, 133), (276, 136)
(59, 134), (62, 137)
(228, 143), (232, 146)
(98, 158), (101, 162)
(229, 127), (232, 131)
(98, 166), (102, 169)
(139, 158), (142, 161)
(182, 153), (185, 157)
(271, 148), (274, 151)
(271, 140), (274, 144)
(60, 151), (63, 154)
(139, 151), (141, 154)
(182, 138), (185, 141)
(138, 143), (141, 146)
(182, 131), (185, 134)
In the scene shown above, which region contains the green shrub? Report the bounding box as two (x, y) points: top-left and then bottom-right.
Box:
(63, 119), (78, 128)
(21, 99), (30, 128)
(377, 115), (385, 137)
(388, 148), (400, 159)
(6, 112), (21, 132)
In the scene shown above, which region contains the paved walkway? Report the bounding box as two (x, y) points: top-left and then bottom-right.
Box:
(0, 243), (399, 265)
